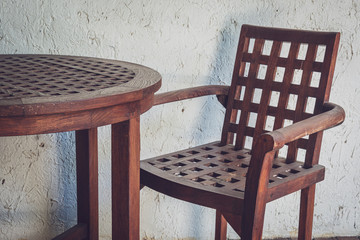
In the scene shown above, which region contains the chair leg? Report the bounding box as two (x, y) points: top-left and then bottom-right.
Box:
(298, 184), (316, 240)
(215, 210), (227, 240)
(241, 199), (267, 240)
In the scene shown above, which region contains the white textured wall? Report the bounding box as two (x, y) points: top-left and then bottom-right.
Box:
(0, 0), (359, 239)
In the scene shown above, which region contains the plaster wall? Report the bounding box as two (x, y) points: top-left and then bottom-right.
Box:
(0, 0), (359, 239)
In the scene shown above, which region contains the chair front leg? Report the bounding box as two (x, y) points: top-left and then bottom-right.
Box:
(241, 200), (267, 240)
(241, 137), (276, 240)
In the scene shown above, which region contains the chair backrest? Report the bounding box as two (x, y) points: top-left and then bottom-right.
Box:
(220, 25), (340, 166)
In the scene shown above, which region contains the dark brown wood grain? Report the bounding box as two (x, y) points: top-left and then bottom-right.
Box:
(0, 55), (161, 136)
(0, 93), (155, 136)
(154, 85), (229, 106)
(76, 128), (99, 240)
(0, 55), (161, 117)
(140, 24), (345, 240)
(0, 55), (162, 240)
(52, 223), (88, 240)
(222, 212), (242, 236)
(264, 102), (344, 151)
(298, 185), (316, 240)
(112, 117), (141, 240)
(215, 211), (228, 240)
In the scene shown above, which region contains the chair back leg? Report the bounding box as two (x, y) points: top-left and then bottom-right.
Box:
(298, 184), (316, 240)
(215, 210), (227, 240)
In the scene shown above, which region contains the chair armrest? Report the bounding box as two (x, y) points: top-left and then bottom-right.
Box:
(263, 102), (345, 151)
(153, 85), (230, 106)
(244, 102), (345, 216)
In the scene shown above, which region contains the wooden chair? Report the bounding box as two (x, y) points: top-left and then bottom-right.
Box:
(140, 25), (345, 240)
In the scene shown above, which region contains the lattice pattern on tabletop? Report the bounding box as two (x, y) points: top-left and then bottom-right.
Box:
(0, 55), (135, 100)
(221, 28), (337, 165)
(143, 141), (323, 197)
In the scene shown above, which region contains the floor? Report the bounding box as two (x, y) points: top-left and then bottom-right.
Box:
(266, 238), (360, 240)
(320, 238), (360, 240)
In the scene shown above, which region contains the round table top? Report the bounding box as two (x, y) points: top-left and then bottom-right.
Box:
(0, 54), (162, 136)
(0, 54), (161, 117)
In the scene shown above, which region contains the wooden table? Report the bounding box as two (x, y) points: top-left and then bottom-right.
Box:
(0, 54), (161, 240)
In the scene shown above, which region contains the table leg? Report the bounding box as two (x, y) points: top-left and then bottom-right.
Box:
(76, 128), (99, 240)
(112, 117), (140, 240)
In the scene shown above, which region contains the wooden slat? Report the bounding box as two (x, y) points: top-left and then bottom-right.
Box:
(235, 38), (265, 149)
(141, 141), (325, 204)
(233, 100), (313, 121)
(221, 34), (250, 145)
(242, 53), (324, 72)
(238, 77), (320, 98)
(252, 41), (282, 147)
(286, 43), (317, 163)
(272, 42), (300, 135)
(242, 24), (337, 44)
(304, 33), (340, 167)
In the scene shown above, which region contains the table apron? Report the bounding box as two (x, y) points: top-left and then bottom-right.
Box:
(0, 94), (154, 136)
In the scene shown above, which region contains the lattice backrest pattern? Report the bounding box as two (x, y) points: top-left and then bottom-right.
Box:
(221, 25), (339, 165)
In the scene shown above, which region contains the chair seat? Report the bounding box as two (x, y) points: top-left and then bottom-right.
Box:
(140, 141), (325, 214)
